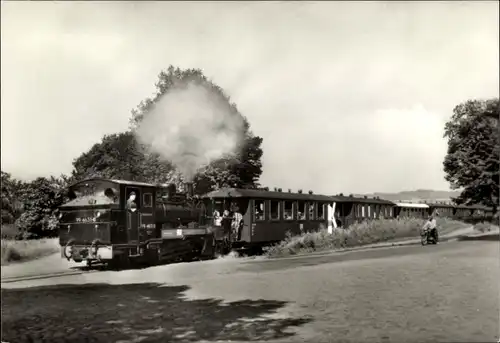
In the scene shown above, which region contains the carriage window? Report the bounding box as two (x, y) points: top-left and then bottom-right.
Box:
(367, 205), (371, 218)
(270, 200), (280, 220)
(361, 205), (365, 217)
(389, 207), (393, 217)
(254, 200), (265, 221)
(143, 193), (153, 208)
(297, 201), (306, 220)
(317, 203), (325, 219)
(284, 201), (294, 220)
(308, 202), (316, 220)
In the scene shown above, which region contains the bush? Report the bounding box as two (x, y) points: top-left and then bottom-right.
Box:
(1, 238), (60, 265)
(265, 217), (470, 258)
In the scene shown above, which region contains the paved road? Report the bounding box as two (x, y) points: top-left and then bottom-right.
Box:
(2, 241), (499, 343)
(0, 225), (478, 281)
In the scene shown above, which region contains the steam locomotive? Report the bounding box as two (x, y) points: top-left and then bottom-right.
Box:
(59, 178), (216, 267)
(58, 178), (495, 267)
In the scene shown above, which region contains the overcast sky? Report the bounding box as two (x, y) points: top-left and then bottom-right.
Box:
(1, 1), (498, 194)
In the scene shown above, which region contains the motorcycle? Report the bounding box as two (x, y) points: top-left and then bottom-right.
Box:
(421, 228), (439, 246)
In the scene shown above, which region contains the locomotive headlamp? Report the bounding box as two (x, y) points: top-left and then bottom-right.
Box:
(96, 211), (101, 218)
(58, 213), (63, 219)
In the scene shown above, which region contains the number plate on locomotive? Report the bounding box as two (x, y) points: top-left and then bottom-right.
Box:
(76, 217), (96, 223)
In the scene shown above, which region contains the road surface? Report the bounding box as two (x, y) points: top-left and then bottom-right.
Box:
(2, 240), (499, 343)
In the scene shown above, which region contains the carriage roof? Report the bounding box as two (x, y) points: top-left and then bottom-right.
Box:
(331, 195), (395, 205)
(456, 204), (493, 210)
(426, 202), (455, 208)
(202, 188), (334, 202)
(394, 202), (430, 209)
(69, 178), (157, 188)
(203, 188), (396, 205)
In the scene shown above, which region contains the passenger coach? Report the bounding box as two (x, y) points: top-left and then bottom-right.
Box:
(393, 202), (429, 218)
(202, 188), (335, 249)
(330, 194), (395, 227)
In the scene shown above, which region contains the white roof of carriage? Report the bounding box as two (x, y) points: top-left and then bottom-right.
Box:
(394, 202), (430, 209)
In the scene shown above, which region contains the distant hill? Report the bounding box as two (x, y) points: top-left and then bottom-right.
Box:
(355, 189), (461, 203)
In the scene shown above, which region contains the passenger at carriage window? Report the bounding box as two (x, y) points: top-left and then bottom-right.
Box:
(297, 201), (306, 220)
(254, 201), (265, 221)
(309, 203), (315, 219)
(284, 201), (293, 220)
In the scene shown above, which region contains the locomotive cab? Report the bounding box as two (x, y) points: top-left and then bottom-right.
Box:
(59, 179), (159, 264)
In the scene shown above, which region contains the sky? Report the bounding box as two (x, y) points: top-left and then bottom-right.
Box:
(1, 1), (498, 194)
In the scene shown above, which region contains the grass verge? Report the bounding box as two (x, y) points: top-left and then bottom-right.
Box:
(473, 222), (500, 233)
(265, 217), (470, 258)
(1, 238), (60, 266)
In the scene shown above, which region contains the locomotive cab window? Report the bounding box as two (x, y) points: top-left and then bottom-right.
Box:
(284, 201), (294, 220)
(253, 200), (265, 221)
(270, 200), (280, 220)
(297, 201), (306, 220)
(143, 193), (153, 208)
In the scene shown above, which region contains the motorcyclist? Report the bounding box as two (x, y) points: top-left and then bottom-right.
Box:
(422, 212), (439, 242)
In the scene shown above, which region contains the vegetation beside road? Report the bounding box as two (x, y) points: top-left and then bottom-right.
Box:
(1, 236), (59, 266)
(265, 217), (471, 258)
(473, 222), (499, 233)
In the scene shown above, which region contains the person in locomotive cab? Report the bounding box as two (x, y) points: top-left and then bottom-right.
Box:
(127, 192), (138, 212)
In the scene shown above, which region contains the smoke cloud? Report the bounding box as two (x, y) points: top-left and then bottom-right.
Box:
(134, 81), (246, 181)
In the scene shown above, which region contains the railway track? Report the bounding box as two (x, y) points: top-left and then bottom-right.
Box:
(1, 269), (99, 284)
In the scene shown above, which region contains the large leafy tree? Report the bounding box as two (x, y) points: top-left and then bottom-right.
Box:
(443, 98), (499, 212)
(72, 65), (263, 193)
(15, 176), (69, 238)
(130, 65), (263, 193)
(1, 171), (25, 225)
(71, 131), (174, 183)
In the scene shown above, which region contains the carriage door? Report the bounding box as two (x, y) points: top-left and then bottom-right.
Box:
(125, 187), (141, 246)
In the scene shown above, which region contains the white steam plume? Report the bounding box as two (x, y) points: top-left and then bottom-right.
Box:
(135, 81), (246, 181)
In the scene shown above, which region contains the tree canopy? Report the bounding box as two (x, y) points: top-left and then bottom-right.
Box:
(443, 98), (499, 211)
(72, 65), (263, 194)
(1, 171), (24, 225)
(0, 173), (69, 238)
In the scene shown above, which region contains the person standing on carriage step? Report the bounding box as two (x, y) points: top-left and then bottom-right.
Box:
(221, 209), (232, 241)
(232, 206), (243, 241)
(213, 208), (222, 227)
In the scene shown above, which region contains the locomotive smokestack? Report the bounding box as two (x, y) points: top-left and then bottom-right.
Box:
(185, 182), (194, 198)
